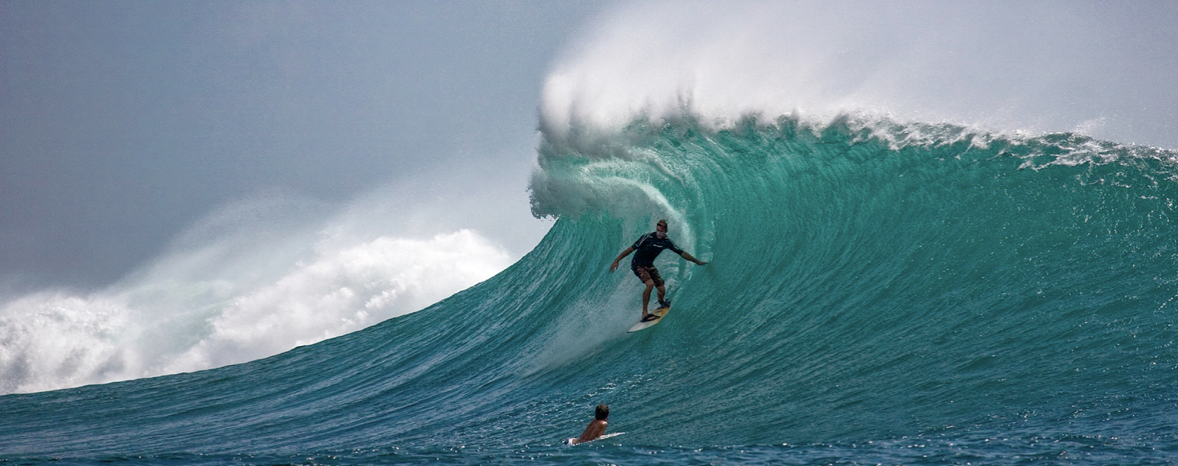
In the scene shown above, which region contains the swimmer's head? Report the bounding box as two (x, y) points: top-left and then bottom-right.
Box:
(595, 404), (609, 420)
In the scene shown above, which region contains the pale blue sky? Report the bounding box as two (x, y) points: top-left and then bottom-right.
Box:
(0, 1), (609, 290)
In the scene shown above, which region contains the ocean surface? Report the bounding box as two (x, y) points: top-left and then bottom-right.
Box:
(4, 114), (1178, 464)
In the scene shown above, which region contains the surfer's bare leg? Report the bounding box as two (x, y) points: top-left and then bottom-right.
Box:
(656, 285), (666, 305)
(641, 281), (655, 317)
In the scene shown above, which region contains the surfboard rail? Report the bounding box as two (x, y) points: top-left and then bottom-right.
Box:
(627, 305), (670, 333)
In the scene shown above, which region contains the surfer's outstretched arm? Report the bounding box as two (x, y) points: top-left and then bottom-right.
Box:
(679, 251), (707, 266)
(610, 247), (635, 272)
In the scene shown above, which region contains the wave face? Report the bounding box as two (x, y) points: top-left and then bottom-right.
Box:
(3, 115), (1178, 463)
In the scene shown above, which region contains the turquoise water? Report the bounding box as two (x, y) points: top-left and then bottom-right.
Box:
(3, 115), (1178, 464)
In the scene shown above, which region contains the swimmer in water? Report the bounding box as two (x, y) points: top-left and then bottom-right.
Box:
(569, 404), (609, 445)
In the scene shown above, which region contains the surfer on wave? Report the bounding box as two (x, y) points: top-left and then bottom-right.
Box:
(609, 219), (707, 322)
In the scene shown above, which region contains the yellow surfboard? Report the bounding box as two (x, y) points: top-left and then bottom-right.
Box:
(627, 305), (671, 333)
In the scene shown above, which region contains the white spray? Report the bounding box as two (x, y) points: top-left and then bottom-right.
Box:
(542, 0), (1178, 149)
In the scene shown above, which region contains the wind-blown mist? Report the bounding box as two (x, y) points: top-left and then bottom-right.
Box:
(0, 189), (516, 394)
(542, 1), (1178, 149)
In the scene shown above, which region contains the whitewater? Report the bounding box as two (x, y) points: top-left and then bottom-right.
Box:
(5, 1), (1178, 464)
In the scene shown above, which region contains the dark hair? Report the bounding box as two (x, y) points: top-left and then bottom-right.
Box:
(595, 404), (609, 420)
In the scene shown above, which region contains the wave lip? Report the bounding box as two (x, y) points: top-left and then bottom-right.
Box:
(541, 1), (1178, 149)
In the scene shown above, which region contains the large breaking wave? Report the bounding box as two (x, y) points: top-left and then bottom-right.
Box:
(4, 114), (1177, 460)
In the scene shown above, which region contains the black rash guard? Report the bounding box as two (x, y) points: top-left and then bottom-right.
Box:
(630, 232), (684, 268)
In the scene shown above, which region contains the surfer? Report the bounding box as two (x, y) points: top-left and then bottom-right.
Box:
(569, 404), (609, 445)
(609, 219), (707, 322)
